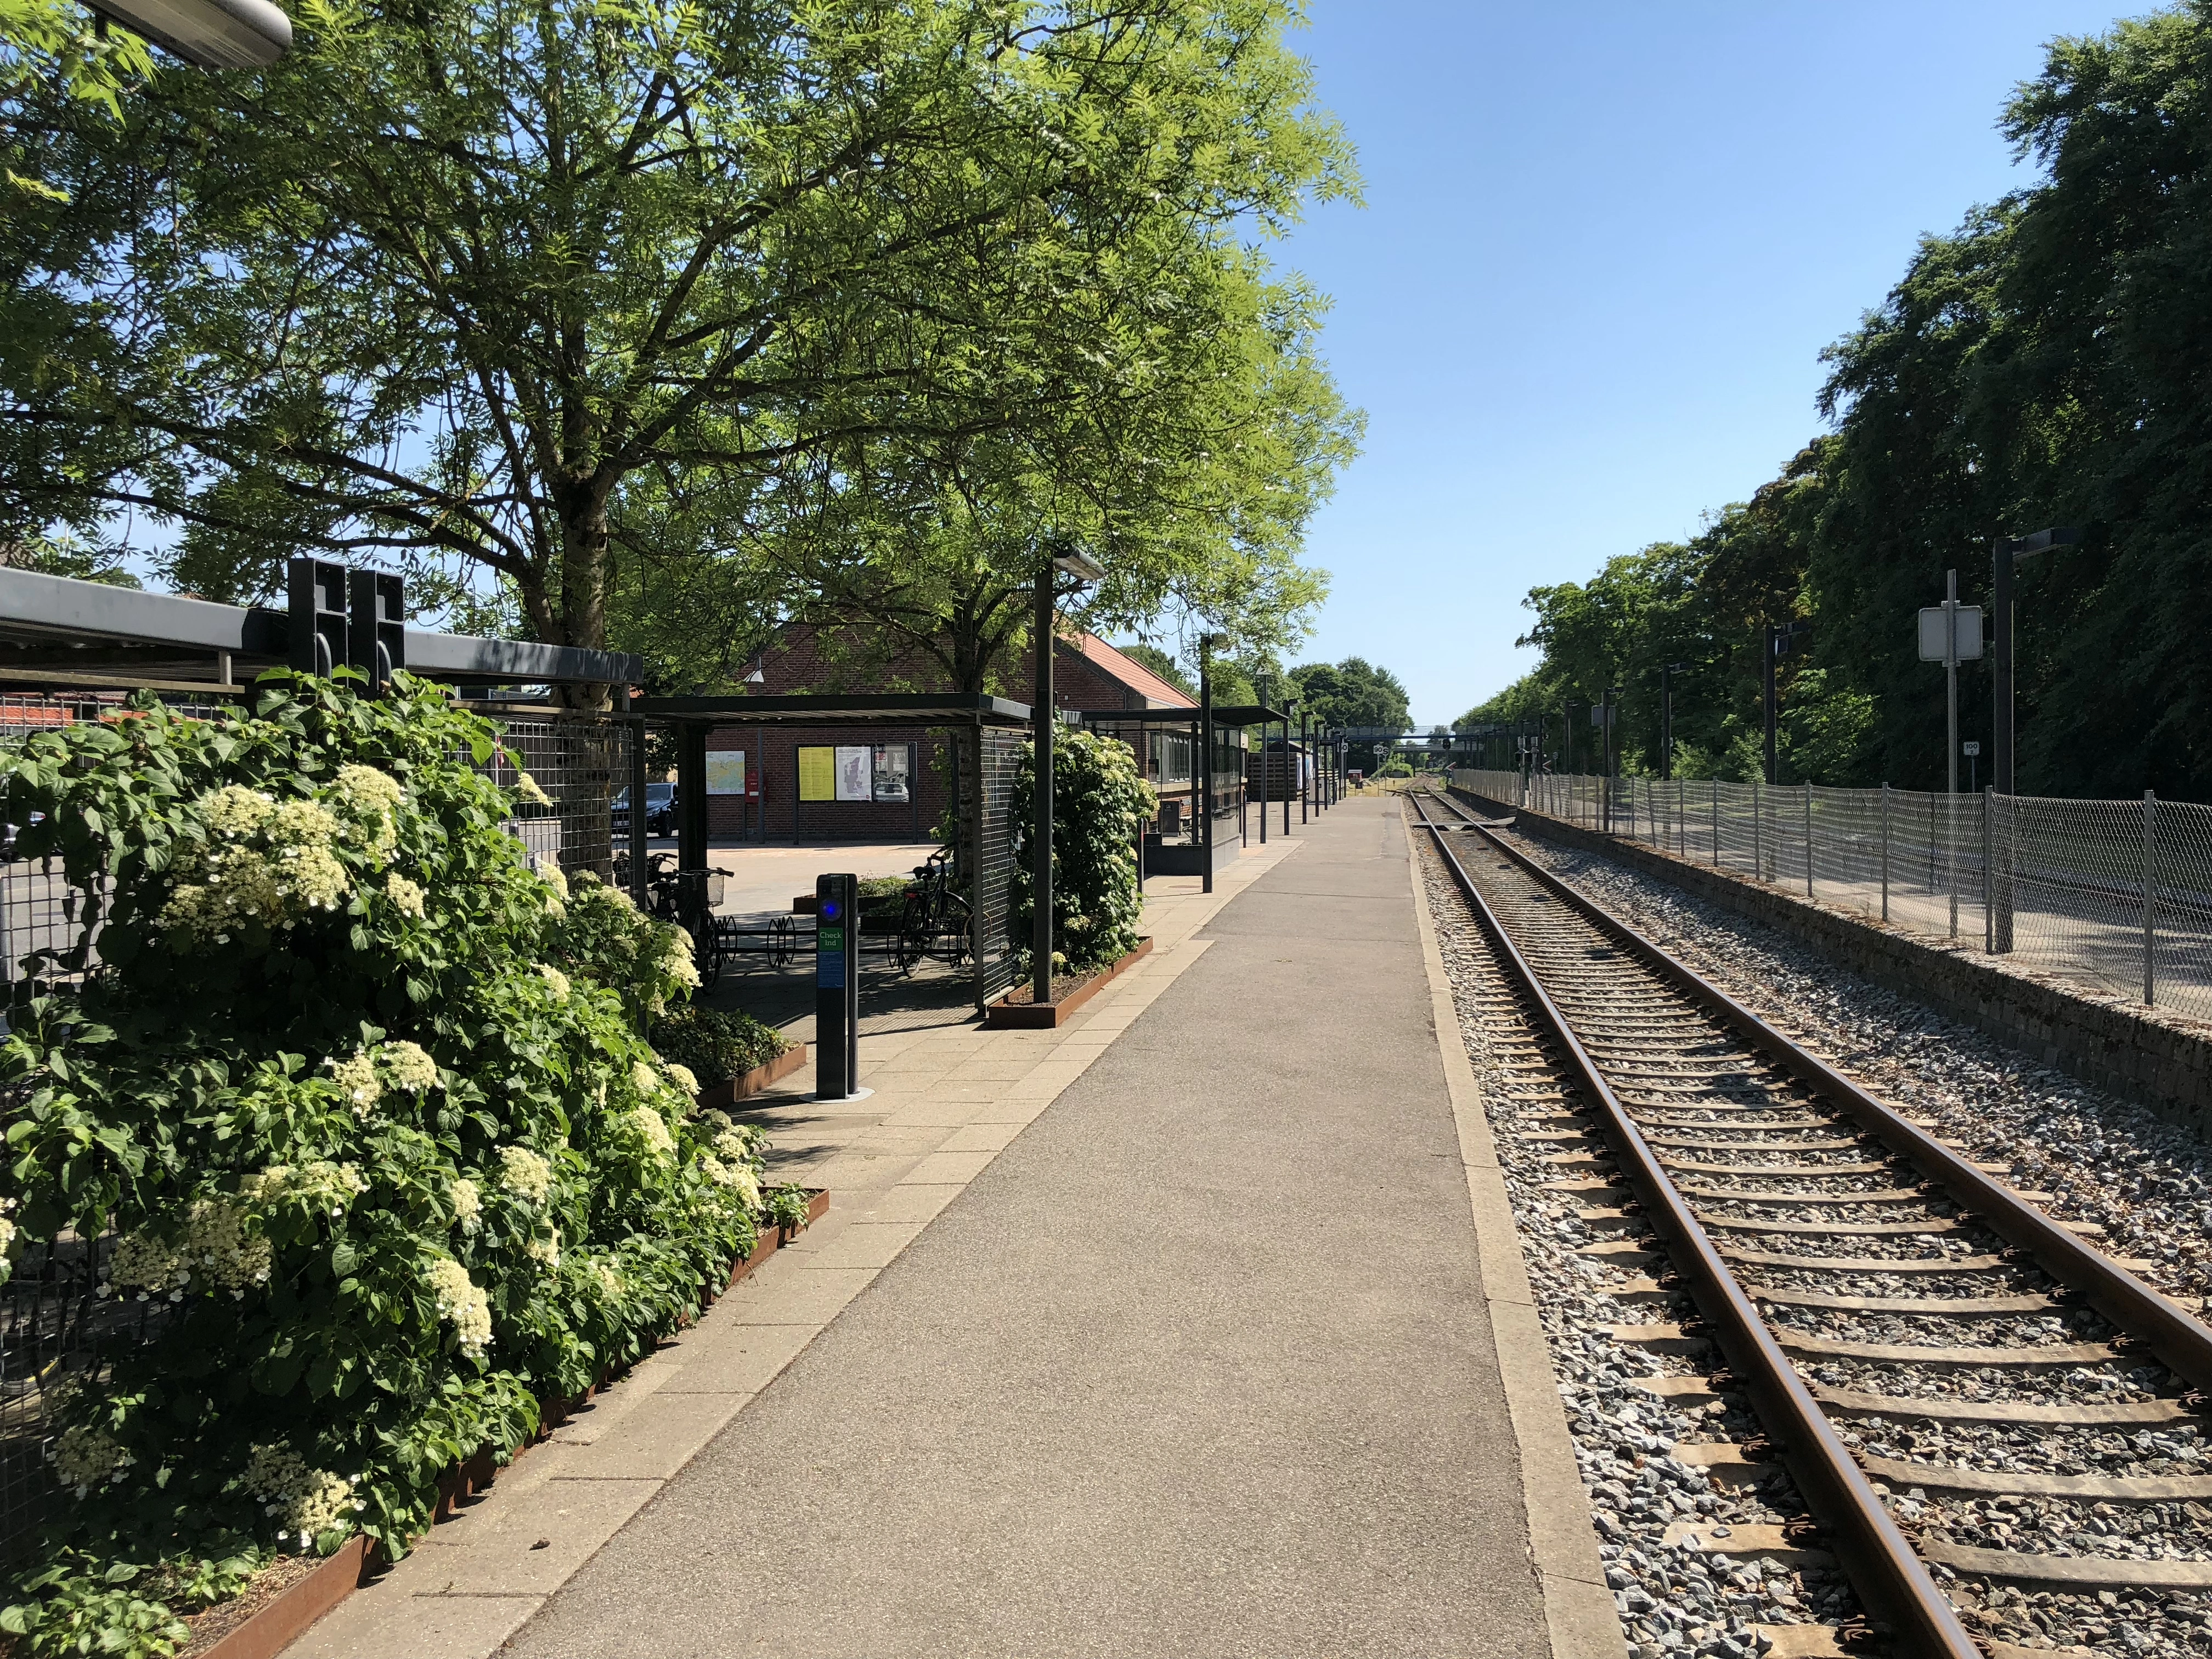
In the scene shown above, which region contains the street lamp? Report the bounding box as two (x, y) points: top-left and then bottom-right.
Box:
(1195, 631), (1224, 894)
(87, 0), (290, 67)
(1031, 546), (1104, 1008)
(1991, 526), (2082, 797)
(1282, 697), (1299, 833)
(1659, 662), (1689, 781)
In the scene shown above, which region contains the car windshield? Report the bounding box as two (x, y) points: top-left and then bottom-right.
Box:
(646, 785), (676, 803)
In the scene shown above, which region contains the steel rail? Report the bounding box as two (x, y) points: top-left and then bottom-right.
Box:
(1426, 787), (2212, 1400)
(1407, 792), (1982, 1657)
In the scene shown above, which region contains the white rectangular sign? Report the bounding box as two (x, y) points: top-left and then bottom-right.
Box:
(1917, 605), (1984, 663)
(833, 745), (873, 802)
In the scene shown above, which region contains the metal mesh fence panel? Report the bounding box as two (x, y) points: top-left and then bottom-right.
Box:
(476, 712), (636, 880)
(972, 727), (1023, 1004)
(1453, 769), (1996, 955)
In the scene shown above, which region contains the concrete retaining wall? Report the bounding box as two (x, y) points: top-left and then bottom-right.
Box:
(1447, 785), (2212, 1136)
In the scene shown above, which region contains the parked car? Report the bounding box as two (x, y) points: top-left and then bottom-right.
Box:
(612, 782), (678, 837)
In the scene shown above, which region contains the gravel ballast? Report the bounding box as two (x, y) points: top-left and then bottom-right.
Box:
(1416, 808), (2212, 1657)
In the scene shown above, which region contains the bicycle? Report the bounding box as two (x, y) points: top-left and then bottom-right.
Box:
(634, 852), (725, 989)
(896, 845), (972, 969)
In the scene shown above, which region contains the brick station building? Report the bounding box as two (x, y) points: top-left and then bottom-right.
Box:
(702, 624), (1195, 843)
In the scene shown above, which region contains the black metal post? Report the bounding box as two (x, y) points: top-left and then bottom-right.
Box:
(1032, 569), (1055, 1007)
(814, 872), (860, 1098)
(1660, 665), (1674, 781)
(1763, 625), (1779, 786)
(1198, 649), (1215, 895)
(677, 721), (708, 874)
(1300, 709), (1310, 823)
(1993, 537), (2015, 798)
(628, 696), (650, 909)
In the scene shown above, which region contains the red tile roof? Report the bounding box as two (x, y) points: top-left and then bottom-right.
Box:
(1071, 634), (1197, 709)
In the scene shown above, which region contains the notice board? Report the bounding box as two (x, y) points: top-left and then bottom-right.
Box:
(798, 746), (836, 802)
(705, 752), (746, 795)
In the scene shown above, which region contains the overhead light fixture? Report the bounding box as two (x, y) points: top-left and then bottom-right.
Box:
(84, 0), (290, 69)
(1052, 548), (1105, 584)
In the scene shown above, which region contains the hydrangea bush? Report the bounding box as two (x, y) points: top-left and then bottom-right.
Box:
(1007, 727), (1154, 977)
(0, 675), (788, 1656)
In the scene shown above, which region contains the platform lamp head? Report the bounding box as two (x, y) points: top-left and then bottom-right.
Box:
(86, 0), (290, 69)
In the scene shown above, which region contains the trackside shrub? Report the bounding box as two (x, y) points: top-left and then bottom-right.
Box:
(1007, 727), (1154, 977)
(0, 674), (792, 1656)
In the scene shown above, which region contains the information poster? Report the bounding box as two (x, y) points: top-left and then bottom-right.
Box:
(705, 752), (746, 795)
(798, 746), (836, 802)
(834, 745), (873, 802)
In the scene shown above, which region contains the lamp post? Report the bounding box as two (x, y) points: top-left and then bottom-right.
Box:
(1660, 662), (1688, 781)
(1032, 547), (1103, 1008)
(1197, 633), (1223, 894)
(1282, 698), (1298, 833)
(1298, 704), (1310, 823)
(1763, 622), (1811, 784)
(1991, 526), (2083, 797)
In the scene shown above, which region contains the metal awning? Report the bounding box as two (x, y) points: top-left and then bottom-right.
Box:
(634, 693), (1033, 727)
(0, 567), (642, 690)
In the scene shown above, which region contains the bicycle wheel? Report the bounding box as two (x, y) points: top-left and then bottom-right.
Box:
(936, 894), (973, 966)
(769, 914), (795, 969)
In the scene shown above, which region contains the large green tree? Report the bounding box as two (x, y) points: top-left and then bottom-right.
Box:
(2, 0), (1353, 705)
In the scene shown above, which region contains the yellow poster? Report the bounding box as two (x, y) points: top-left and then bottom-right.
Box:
(798, 746), (836, 802)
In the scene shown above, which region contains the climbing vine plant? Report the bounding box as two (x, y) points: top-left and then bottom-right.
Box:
(0, 675), (787, 1656)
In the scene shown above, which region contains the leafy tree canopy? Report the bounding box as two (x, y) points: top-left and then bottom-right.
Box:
(1466, 2), (2212, 799)
(2, 0), (1357, 708)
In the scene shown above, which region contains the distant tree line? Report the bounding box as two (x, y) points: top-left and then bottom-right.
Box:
(1464, 3), (2212, 800)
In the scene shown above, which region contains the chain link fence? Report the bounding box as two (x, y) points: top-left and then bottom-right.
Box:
(1454, 768), (2212, 1025)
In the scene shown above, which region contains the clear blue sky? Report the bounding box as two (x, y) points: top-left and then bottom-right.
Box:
(1280, 0), (2143, 728)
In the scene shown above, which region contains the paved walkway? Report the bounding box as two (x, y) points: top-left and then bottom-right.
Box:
(290, 800), (1606, 1659)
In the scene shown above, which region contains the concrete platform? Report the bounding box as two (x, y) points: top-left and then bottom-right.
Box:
(284, 800), (1613, 1659)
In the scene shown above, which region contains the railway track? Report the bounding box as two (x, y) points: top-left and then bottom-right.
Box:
(1408, 788), (2212, 1657)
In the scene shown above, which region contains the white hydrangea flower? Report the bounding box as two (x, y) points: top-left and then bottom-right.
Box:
(243, 1444), (358, 1547)
(106, 1231), (185, 1300)
(498, 1145), (553, 1204)
(282, 843), (351, 915)
(202, 785), (275, 838)
(516, 772), (554, 809)
(536, 964), (571, 1000)
(626, 1104), (674, 1159)
(448, 1177), (481, 1232)
(702, 1154), (760, 1206)
(533, 852), (569, 900)
(52, 1424), (132, 1496)
(630, 1059), (662, 1098)
(244, 1161), (368, 1218)
(176, 1199), (272, 1295)
(524, 1232), (562, 1268)
(385, 873), (427, 917)
(589, 1260), (622, 1301)
(332, 765), (404, 816)
(664, 1062), (699, 1097)
(328, 1052), (382, 1116)
(380, 1040), (438, 1093)
(423, 1257), (492, 1358)
(266, 798), (342, 848)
